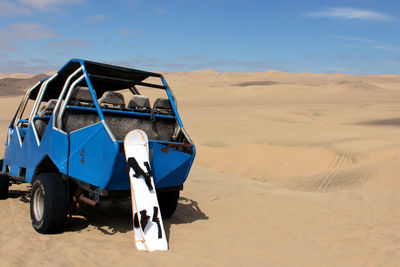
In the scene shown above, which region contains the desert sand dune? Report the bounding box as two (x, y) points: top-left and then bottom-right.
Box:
(0, 74), (48, 96)
(1, 70), (400, 266)
(0, 73), (35, 79)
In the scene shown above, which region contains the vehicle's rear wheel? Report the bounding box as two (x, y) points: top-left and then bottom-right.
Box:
(0, 175), (10, 199)
(157, 190), (180, 218)
(30, 173), (68, 234)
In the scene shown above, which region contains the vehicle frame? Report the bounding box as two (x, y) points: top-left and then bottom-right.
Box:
(0, 59), (196, 233)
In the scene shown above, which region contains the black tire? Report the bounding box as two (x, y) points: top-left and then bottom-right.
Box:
(30, 173), (68, 234)
(157, 190), (180, 218)
(0, 174), (10, 199)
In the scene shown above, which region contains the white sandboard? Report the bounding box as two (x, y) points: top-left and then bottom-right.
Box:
(124, 129), (168, 251)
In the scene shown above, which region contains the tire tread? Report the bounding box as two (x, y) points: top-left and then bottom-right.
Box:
(157, 190), (179, 218)
(31, 173), (67, 234)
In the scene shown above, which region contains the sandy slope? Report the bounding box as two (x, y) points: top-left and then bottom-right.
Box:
(0, 73), (35, 79)
(1, 71), (400, 266)
(0, 74), (48, 96)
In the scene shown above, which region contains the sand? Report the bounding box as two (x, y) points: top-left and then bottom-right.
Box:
(1, 70), (400, 266)
(0, 74), (48, 96)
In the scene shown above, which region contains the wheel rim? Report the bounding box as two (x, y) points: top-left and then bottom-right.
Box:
(33, 186), (44, 221)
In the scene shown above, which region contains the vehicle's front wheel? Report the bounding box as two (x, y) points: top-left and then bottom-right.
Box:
(157, 190), (180, 218)
(0, 174), (10, 199)
(30, 173), (68, 234)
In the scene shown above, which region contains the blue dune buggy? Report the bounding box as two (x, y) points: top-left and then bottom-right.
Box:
(0, 59), (196, 233)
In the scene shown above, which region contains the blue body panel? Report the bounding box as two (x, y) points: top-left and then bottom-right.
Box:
(150, 141), (194, 187)
(68, 122), (118, 188)
(3, 116), (69, 182)
(2, 59), (196, 192)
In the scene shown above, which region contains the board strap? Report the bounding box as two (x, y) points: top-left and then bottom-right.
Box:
(152, 206), (162, 239)
(126, 157), (154, 191)
(134, 210), (151, 231)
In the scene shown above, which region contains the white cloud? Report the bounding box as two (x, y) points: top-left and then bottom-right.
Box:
(18, 0), (84, 11)
(0, 0), (83, 15)
(0, 0), (31, 15)
(372, 45), (400, 52)
(130, 54), (277, 72)
(0, 59), (58, 73)
(333, 35), (400, 53)
(305, 7), (394, 22)
(0, 23), (57, 41)
(0, 22), (56, 52)
(155, 7), (166, 14)
(30, 58), (50, 64)
(116, 28), (132, 36)
(46, 39), (89, 48)
(0, 43), (19, 52)
(339, 43), (369, 50)
(381, 57), (400, 65)
(332, 35), (379, 44)
(85, 14), (109, 23)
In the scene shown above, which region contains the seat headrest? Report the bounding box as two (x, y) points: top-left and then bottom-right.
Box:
(70, 86), (94, 103)
(99, 91), (125, 106)
(128, 95), (150, 109)
(153, 98), (172, 110)
(38, 99), (58, 117)
(45, 99), (58, 112)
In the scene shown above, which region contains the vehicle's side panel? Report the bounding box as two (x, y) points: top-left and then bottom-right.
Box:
(3, 116), (69, 182)
(4, 126), (25, 176)
(45, 126), (69, 174)
(68, 122), (118, 188)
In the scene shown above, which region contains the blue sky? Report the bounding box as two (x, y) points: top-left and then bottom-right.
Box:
(0, 0), (399, 74)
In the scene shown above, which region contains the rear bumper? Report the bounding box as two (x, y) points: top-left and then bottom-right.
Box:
(107, 140), (195, 190)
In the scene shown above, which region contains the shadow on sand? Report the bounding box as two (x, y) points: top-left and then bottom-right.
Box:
(356, 117), (400, 127)
(163, 197), (209, 241)
(233, 80), (279, 87)
(64, 196), (209, 240)
(8, 188), (30, 203)
(12, 185), (209, 239)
